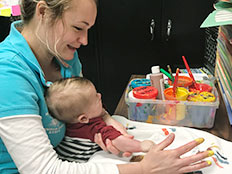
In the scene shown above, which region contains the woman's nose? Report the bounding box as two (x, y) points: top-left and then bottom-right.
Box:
(79, 30), (88, 46)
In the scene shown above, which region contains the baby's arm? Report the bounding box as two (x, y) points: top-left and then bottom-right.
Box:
(112, 135), (155, 153)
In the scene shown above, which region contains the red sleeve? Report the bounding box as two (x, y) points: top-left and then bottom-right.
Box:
(66, 117), (122, 145)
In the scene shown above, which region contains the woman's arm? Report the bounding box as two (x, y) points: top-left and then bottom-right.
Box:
(0, 115), (119, 174)
(0, 116), (212, 174)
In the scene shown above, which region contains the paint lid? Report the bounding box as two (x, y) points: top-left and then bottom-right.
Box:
(132, 86), (158, 99)
(131, 79), (151, 89)
(151, 66), (160, 74)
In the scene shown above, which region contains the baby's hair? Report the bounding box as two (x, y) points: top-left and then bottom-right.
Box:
(45, 77), (93, 122)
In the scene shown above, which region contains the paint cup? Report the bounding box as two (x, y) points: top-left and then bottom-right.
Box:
(189, 83), (212, 93)
(164, 87), (189, 101)
(127, 86), (158, 121)
(168, 76), (193, 88)
(131, 79), (151, 89)
(164, 87), (189, 121)
(132, 86), (158, 99)
(187, 91), (216, 127)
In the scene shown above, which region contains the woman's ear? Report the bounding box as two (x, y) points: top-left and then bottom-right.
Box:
(35, 1), (47, 18)
(77, 114), (89, 124)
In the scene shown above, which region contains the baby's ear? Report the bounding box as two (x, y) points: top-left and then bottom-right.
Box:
(77, 114), (89, 124)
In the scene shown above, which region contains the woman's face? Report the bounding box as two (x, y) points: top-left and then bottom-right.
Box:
(46, 0), (97, 60)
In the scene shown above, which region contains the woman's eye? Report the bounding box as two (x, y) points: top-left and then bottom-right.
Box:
(74, 26), (82, 31)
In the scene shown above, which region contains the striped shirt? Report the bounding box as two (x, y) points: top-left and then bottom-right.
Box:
(55, 136), (102, 163)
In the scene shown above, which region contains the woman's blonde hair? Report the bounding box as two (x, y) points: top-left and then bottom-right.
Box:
(20, 0), (98, 24)
(20, 0), (69, 24)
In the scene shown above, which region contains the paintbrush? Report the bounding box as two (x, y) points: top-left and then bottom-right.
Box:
(182, 56), (197, 88)
(173, 68), (179, 98)
(160, 68), (172, 81)
(167, 65), (174, 82)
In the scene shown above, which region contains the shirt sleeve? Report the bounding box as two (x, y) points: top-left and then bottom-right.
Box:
(66, 117), (122, 144)
(0, 58), (40, 117)
(0, 115), (119, 174)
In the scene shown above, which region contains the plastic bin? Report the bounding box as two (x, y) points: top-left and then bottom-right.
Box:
(125, 78), (220, 128)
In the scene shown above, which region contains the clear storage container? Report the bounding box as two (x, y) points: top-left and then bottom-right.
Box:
(125, 78), (220, 128)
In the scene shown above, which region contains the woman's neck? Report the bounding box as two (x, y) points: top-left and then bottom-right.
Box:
(21, 24), (54, 69)
(21, 25), (61, 82)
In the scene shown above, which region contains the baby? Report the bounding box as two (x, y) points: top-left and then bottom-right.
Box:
(45, 77), (154, 162)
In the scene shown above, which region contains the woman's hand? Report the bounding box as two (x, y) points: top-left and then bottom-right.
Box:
(140, 133), (213, 174)
(94, 133), (122, 155)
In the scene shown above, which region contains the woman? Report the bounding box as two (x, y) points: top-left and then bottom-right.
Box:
(0, 0), (213, 173)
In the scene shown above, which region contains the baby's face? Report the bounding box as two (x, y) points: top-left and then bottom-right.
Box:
(85, 84), (104, 119)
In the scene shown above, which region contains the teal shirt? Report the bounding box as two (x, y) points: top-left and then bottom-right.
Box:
(0, 21), (82, 173)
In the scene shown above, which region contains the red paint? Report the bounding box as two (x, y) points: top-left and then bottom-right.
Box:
(168, 76), (193, 87)
(162, 128), (169, 135)
(133, 86), (158, 99)
(136, 103), (142, 107)
(189, 83), (212, 93)
(212, 157), (223, 168)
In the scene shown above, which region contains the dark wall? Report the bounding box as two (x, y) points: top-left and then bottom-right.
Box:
(0, 16), (11, 42)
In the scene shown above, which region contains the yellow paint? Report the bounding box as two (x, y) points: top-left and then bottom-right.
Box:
(176, 104), (185, 120)
(195, 138), (205, 144)
(207, 160), (212, 166)
(152, 105), (156, 111)
(210, 145), (220, 149)
(207, 150), (214, 157)
(146, 115), (154, 123)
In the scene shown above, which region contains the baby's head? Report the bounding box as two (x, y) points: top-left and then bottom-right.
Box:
(45, 77), (103, 124)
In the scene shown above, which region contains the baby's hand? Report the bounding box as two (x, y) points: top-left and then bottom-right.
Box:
(141, 140), (155, 152)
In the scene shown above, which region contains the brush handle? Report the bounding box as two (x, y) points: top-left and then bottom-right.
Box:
(160, 68), (172, 80)
(167, 65), (174, 82)
(173, 68), (179, 98)
(182, 56), (196, 84)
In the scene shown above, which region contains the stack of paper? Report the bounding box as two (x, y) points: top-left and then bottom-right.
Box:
(216, 26), (232, 125)
(0, 0), (20, 17)
(201, 0), (232, 125)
